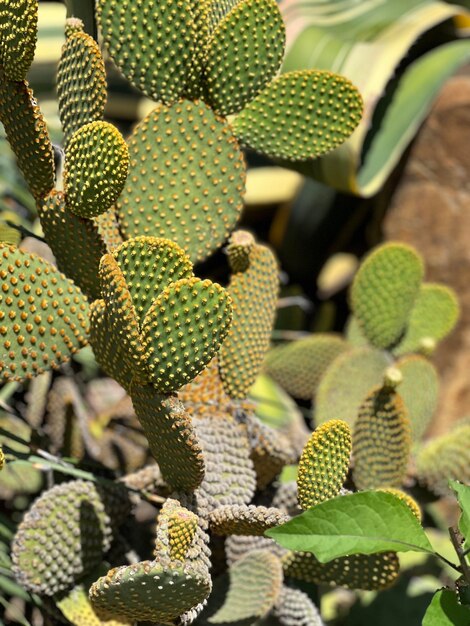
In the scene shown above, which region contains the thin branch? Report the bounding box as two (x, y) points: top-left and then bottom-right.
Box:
(449, 526), (470, 584)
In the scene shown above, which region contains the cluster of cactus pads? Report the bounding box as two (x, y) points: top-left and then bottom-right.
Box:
(0, 0), (464, 624)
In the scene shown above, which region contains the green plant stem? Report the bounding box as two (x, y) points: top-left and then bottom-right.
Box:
(449, 526), (470, 584)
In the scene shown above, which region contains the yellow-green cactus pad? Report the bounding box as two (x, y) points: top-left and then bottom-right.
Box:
(154, 498), (203, 561)
(56, 582), (131, 626)
(0, 78), (54, 199)
(0, 245), (89, 382)
(112, 237), (193, 324)
(178, 356), (233, 419)
(209, 504), (289, 536)
(97, 0), (196, 104)
(0, 0), (37, 81)
(11, 480), (130, 595)
(350, 243), (424, 349)
(394, 283), (459, 356)
(64, 16), (84, 38)
(219, 238), (279, 399)
(130, 383), (205, 491)
(396, 355), (439, 441)
(226, 229), (255, 273)
(64, 121), (129, 218)
(208, 0), (243, 32)
(89, 299), (134, 391)
(353, 382), (411, 490)
(0, 216), (21, 246)
(90, 558), (212, 623)
(377, 488), (421, 521)
(57, 31), (107, 146)
(141, 277), (232, 392)
(203, 0), (285, 116)
(94, 209), (123, 252)
(283, 551), (399, 591)
(38, 191), (106, 301)
(208, 550), (283, 623)
(297, 420), (351, 510)
(194, 414), (257, 515)
(415, 420), (470, 495)
(315, 347), (389, 428)
(233, 70), (363, 161)
(117, 100), (246, 264)
(183, 0), (210, 99)
(272, 586), (324, 626)
(345, 315), (369, 347)
(265, 334), (349, 400)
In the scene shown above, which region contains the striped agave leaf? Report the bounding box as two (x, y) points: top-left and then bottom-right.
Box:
(279, 0), (470, 197)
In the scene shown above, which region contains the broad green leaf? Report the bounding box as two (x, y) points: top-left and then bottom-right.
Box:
(266, 491), (433, 562)
(450, 481), (470, 551)
(423, 589), (470, 626)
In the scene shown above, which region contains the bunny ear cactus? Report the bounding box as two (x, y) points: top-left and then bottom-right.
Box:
(0, 0), (37, 81)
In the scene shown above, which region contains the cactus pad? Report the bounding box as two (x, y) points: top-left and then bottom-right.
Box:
(350, 243), (423, 349)
(94, 210), (123, 252)
(233, 70), (363, 161)
(64, 121), (129, 218)
(0, 0), (37, 81)
(394, 283), (459, 356)
(283, 551), (400, 591)
(265, 334), (349, 400)
(272, 586), (324, 626)
(209, 504), (289, 536)
(0, 78), (54, 199)
(315, 347), (389, 427)
(97, 0), (196, 103)
(225, 534), (286, 566)
(219, 238), (279, 398)
(209, 0), (243, 31)
(353, 382), (411, 490)
(90, 558), (212, 623)
(203, 0), (285, 116)
(208, 550), (283, 623)
(0, 245), (89, 382)
(141, 277), (232, 392)
(11, 480), (130, 595)
(117, 100), (246, 263)
(56, 581), (131, 626)
(377, 488), (421, 521)
(130, 384), (205, 491)
(38, 191), (106, 301)
(297, 420), (351, 509)
(57, 31), (107, 146)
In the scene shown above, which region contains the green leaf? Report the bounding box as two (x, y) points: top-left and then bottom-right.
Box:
(266, 491), (433, 562)
(423, 589), (470, 626)
(450, 481), (470, 550)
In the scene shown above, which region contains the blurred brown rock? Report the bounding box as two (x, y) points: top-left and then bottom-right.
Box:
(384, 75), (470, 435)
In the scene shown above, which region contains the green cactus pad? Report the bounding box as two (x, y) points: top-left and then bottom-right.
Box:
(89, 299), (134, 391)
(208, 550), (283, 623)
(272, 586), (324, 626)
(57, 31), (107, 146)
(194, 415), (257, 515)
(64, 121), (129, 218)
(154, 498), (203, 561)
(377, 488), (421, 521)
(232, 70), (363, 161)
(90, 557), (212, 623)
(56, 581), (131, 626)
(345, 315), (369, 347)
(315, 347), (389, 428)
(141, 277), (232, 392)
(0, 245), (89, 382)
(0, 78), (54, 199)
(297, 420), (351, 510)
(209, 504), (289, 536)
(350, 243), (424, 349)
(112, 237), (193, 324)
(130, 384), (205, 491)
(45, 377), (84, 459)
(203, 0), (285, 116)
(394, 283), (459, 356)
(11, 479), (130, 595)
(265, 334), (349, 400)
(283, 551), (400, 591)
(209, 0), (243, 31)
(117, 100), (246, 264)
(415, 420), (470, 495)
(97, 0), (196, 104)
(219, 238), (279, 399)
(94, 209), (123, 252)
(38, 191), (106, 301)
(396, 355), (439, 441)
(183, 0), (210, 99)
(64, 17), (84, 37)
(353, 382), (411, 490)
(0, 0), (37, 81)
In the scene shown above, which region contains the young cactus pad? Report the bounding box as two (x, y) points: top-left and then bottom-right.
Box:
(0, 0), (38, 81)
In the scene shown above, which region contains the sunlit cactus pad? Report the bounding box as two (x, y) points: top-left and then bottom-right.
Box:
(117, 100), (246, 263)
(0, 0), (37, 81)
(233, 70), (363, 160)
(56, 581), (132, 626)
(11, 480), (130, 595)
(208, 504), (289, 535)
(0, 245), (89, 382)
(204, 0), (285, 115)
(297, 420), (351, 509)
